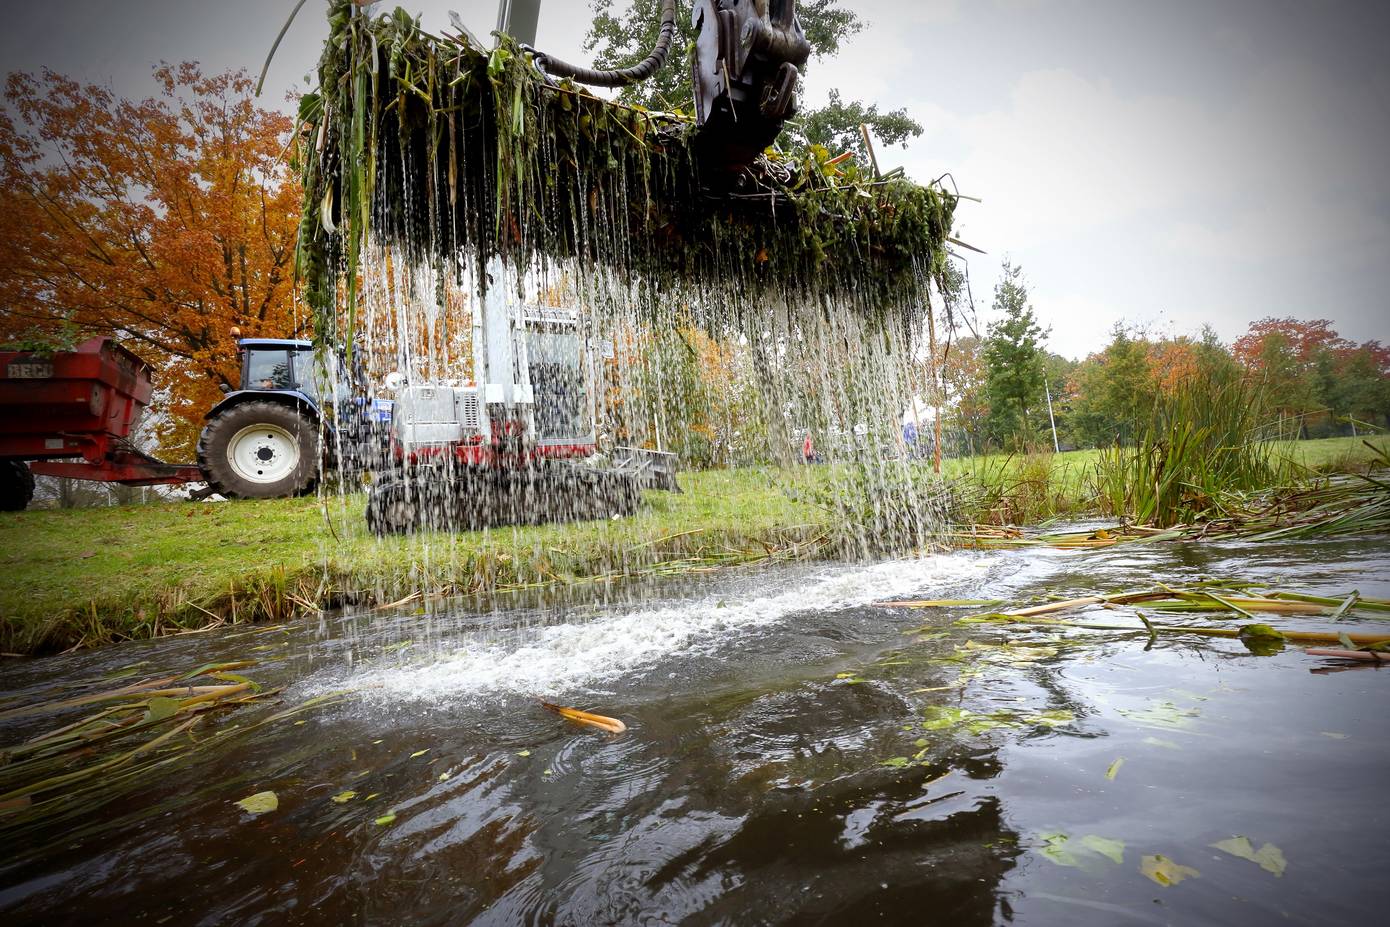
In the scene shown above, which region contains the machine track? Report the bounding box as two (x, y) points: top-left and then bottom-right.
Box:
(366, 461), (642, 535)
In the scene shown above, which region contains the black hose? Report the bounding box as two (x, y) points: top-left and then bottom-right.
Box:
(531, 0), (677, 88)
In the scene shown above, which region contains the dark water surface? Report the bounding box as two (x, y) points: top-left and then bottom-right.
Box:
(3, 534), (1389, 925)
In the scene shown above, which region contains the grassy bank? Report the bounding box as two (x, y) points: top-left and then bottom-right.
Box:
(1, 469), (825, 655)
(2, 436), (1385, 656)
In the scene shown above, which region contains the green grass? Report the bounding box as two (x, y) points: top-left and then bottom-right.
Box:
(0, 468), (824, 655)
(1278, 434), (1390, 471)
(2, 435), (1384, 656)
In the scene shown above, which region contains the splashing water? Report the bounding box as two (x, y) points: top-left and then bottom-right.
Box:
(311, 552), (992, 705)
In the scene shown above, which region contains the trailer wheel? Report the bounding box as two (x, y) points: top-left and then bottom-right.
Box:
(197, 400), (318, 499)
(0, 460), (35, 512)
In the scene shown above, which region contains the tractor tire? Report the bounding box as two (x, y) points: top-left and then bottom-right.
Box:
(197, 400), (319, 499)
(0, 460), (35, 512)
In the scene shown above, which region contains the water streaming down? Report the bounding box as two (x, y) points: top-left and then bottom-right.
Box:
(298, 3), (959, 565)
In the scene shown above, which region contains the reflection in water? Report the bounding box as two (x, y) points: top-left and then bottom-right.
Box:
(2, 536), (1388, 924)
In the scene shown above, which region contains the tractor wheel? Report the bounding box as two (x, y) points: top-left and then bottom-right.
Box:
(197, 400), (319, 499)
(0, 460), (35, 512)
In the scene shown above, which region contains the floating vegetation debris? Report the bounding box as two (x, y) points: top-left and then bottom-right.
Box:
(0, 660), (342, 856)
(1211, 836), (1287, 877)
(1140, 853), (1200, 887)
(885, 578), (1390, 655)
(541, 700), (627, 734)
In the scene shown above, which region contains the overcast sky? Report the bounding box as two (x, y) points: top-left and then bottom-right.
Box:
(2, 0), (1387, 358)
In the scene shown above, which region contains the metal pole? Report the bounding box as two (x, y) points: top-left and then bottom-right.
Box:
(1045, 380), (1060, 453)
(496, 0), (541, 45)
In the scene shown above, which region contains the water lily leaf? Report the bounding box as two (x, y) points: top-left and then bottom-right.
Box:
(331, 790), (357, 804)
(234, 791), (278, 815)
(1038, 832), (1125, 868)
(144, 697), (181, 723)
(1079, 834), (1125, 865)
(374, 812), (397, 826)
(1039, 832), (1081, 867)
(921, 706), (969, 731)
(1140, 854), (1199, 886)
(1119, 701), (1200, 731)
(1211, 836), (1286, 877)
(1105, 757), (1125, 781)
(1028, 709), (1075, 728)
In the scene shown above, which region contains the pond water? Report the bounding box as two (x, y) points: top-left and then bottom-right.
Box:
(3, 533), (1388, 925)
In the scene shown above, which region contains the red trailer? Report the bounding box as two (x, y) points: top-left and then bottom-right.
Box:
(0, 337), (204, 510)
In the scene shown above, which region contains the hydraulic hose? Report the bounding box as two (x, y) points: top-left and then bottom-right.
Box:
(531, 0), (677, 88)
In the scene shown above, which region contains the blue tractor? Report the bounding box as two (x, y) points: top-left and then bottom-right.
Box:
(196, 339), (391, 499)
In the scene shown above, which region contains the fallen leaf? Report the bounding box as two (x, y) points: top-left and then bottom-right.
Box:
(374, 812), (397, 826)
(1039, 832), (1081, 868)
(516, 749), (531, 757)
(1105, 757), (1125, 780)
(410, 749), (429, 758)
(234, 791), (278, 815)
(1079, 834), (1125, 865)
(541, 701), (626, 734)
(1211, 836), (1286, 877)
(143, 697), (181, 723)
(1140, 854), (1199, 886)
(331, 790), (357, 804)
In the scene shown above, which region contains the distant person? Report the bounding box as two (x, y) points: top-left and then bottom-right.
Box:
(802, 432), (819, 464)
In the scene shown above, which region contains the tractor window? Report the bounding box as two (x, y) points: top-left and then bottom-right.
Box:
(245, 350), (292, 390)
(295, 349), (354, 404)
(527, 329), (588, 441)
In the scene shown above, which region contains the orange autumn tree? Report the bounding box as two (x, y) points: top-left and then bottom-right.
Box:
(0, 63), (303, 455)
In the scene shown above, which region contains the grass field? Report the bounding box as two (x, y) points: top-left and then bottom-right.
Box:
(0, 468), (824, 655)
(2, 435), (1385, 655)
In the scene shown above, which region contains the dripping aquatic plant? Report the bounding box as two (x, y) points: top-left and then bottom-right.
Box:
(296, 1), (958, 342)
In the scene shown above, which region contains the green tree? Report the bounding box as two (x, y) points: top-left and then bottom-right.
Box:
(1041, 352), (1077, 448)
(1071, 325), (1153, 446)
(941, 334), (989, 455)
(982, 261), (1047, 448)
(582, 0), (921, 159)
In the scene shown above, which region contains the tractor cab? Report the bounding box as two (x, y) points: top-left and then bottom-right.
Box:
(194, 338), (392, 500)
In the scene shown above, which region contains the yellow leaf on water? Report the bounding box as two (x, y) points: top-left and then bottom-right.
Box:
(375, 812), (396, 826)
(234, 791), (278, 815)
(1141, 854), (1199, 886)
(331, 790), (357, 804)
(1211, 836), (1287, 877)
(1105, 757), (1125, 780)
(1079, 834), (1125, 865)
(410, 749), (429, 758)
(541, 700), (626, 734)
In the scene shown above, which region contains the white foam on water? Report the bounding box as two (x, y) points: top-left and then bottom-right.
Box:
(314, 552), (993, 705)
